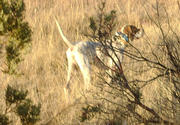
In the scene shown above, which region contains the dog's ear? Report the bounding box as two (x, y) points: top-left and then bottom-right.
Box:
(127, 25), (140, 41)
(121, 25), (132, 41)
(130, 25), (144, 39)
(130, 25), (140, 34)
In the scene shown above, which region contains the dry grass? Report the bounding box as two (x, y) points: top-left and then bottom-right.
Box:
(0, 0), (180, 124)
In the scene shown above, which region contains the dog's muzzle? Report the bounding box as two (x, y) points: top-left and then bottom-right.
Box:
(135, 28), (144, 39)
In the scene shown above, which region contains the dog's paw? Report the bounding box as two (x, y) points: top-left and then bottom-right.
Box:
(64, 87), (71, 96)
(64, 87), (70, 103)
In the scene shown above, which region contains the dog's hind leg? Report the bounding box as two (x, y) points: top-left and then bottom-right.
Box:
(64, 55), (74, 101)
(75, 53), (91, 90)
(65, 49), (74, 92)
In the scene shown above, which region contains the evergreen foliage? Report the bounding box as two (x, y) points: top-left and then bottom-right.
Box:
(0, 85), (41, 125)
(0, 0), (32, 74)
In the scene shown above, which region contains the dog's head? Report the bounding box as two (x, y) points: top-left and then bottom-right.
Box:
(119, 25), (144, 42)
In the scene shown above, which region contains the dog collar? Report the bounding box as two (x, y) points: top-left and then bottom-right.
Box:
(117, 32), (129, 42)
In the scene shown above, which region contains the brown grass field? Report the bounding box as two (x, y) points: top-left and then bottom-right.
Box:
(0, 0), (180, 124)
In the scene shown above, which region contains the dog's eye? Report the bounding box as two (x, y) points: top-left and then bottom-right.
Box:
(135, 29), (140, 33)
(113, 36), (117, 41)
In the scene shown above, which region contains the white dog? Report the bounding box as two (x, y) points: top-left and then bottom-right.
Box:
(55, 18), (143, 93)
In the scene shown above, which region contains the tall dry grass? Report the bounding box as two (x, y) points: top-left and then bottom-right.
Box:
(0, 0), (179, 124)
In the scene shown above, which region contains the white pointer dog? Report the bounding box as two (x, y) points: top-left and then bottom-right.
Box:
(55, 18), (144, 93)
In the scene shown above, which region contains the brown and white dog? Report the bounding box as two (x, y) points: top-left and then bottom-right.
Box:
(55, 18), (144, 93)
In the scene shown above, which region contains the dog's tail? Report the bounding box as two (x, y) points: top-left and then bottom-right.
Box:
(54, 17), (73, 48)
